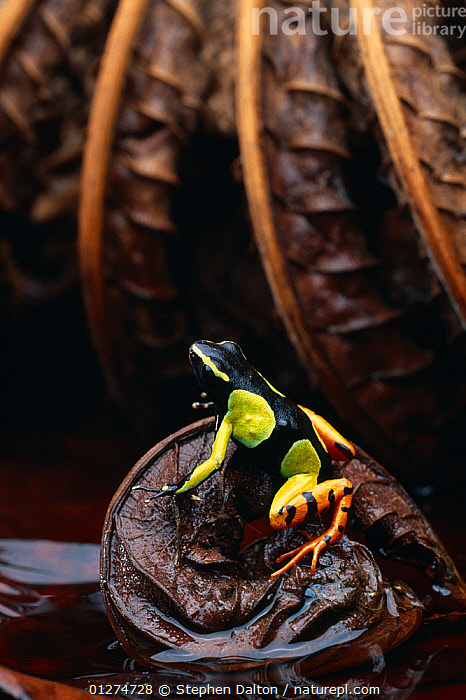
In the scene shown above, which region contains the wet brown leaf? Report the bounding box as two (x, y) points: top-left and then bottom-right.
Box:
(333, 446), (466, 611)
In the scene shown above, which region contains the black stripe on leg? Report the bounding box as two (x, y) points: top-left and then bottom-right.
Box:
(343, 486), (354, 495)
(285, 505), (297, 526)
(328, 489), (335, 506)
(341, 506), (349, 512)
(338, 525), (344, 533)
(324, 535), (331, 543)
(335, 442), (354, 460)
(302, 492), (318, 518)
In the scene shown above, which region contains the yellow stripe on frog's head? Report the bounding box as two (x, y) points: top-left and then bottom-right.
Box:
(191, 343), (230, 382)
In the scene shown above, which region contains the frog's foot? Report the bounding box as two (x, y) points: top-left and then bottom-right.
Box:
(132, 484), (178, 501)
(271, 529), (335, 578)
(269, 477), (353, 579)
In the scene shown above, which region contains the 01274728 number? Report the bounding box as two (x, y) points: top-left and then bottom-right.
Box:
(88, 684), (153, 695)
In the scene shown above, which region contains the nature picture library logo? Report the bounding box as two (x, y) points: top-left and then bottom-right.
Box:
(252, 2), (466, 39)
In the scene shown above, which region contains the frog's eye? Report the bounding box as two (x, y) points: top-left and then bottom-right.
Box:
(220, 341), (238, 352)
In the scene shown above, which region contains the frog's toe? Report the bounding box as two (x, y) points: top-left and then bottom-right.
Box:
(144, 484), (179, 501)
(271, 533), (330, 578)
(274, 531), (317, 564)
(132, 483), (179, 500)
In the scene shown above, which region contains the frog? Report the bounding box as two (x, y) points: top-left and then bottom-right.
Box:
(141, 340), (355, 578)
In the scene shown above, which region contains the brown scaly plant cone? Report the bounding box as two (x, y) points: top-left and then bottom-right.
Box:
(326, 0), (466, 471)
(237, 0), (466, 477)
(0, 0), (116, 308)
(80, 0), (253, 434)
(80, 0), (466, 479)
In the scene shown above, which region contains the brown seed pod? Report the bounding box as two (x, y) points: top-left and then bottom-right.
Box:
(101, 417), (426, 670)
(79, 0), (290, 434)
(237, 0), (466, 475)
(349, 0), (466, 319)
(0, 0), (114, 307)
(80, 0), (466, 476)
(80, 0), (210, 422)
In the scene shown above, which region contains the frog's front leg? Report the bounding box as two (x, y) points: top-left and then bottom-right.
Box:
(133, 419), (233, 499)
(269, 476), (353, 578)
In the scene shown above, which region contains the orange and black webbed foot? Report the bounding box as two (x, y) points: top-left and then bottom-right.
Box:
(270, 478), (353, 579)
(271, 530), (331, 578)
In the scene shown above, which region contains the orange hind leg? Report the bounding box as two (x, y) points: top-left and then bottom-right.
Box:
(269, 478), (353, 578)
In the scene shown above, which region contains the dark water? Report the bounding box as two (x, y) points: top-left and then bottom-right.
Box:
(0, 540), (464, 699)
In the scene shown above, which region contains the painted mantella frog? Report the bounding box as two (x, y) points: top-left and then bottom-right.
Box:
(152, 341), (355, 578)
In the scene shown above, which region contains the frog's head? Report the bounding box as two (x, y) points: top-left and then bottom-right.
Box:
(189, 340), (246, 404)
